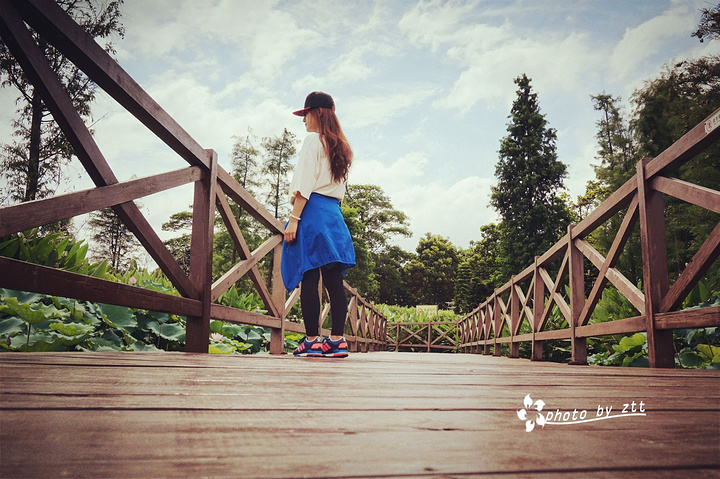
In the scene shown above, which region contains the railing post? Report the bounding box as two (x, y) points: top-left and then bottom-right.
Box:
(637, 158), (674, 368)
(471, 314), (476, 353)
(360, 304), (368, 353)
(483, 303), (492, 355)
(531, 257), (544, 361)
(568, 225), (587, 365)
(186, 149), (218, 353)
(468, 314), (482, 354)
(427, 322), (432, 352)
(269, 242), (285, 355)
(465, 316), (471, 353)
(510, 276), (520, 358)
(493, 291), (502, 356)
(395, 322), (400, 352)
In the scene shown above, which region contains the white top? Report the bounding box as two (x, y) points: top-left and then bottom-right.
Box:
(289, 132), (346, 203)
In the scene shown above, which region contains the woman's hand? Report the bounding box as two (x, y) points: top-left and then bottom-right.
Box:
(284, 218), (299, 243)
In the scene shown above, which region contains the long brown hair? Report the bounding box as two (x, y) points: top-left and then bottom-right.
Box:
(308, 108), (353, 182)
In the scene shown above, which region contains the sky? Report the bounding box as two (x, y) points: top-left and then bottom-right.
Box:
(2, 0), (720, 257)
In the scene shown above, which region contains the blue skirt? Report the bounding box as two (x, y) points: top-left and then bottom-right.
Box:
(281, 193), (356, 291)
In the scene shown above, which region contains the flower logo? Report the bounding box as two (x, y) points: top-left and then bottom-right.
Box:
(517, 394), (546, 432)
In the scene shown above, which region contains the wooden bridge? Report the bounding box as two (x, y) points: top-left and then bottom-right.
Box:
(2, 351), (719, 478)
(1, 1), (719, 477)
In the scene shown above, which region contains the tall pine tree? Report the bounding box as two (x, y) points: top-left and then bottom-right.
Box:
(491, 74), (570, 280)
(231, 127), (261, 193)
(262, 128), (297, 219)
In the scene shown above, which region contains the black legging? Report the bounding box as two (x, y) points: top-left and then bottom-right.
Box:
(300, 264), (348, 337)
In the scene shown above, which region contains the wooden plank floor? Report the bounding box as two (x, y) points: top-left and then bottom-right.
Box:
(1, 351), (719, 478)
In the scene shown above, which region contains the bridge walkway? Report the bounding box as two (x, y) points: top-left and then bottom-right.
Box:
(1, 351), (718, 478)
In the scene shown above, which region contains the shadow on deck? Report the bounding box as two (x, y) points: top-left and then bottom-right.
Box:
(1, 351), (719, 478)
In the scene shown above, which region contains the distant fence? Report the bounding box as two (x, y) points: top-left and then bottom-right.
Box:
(387, 322), (459, 352)
(458, 104), (720, 368)
(0, 0), (386, 354)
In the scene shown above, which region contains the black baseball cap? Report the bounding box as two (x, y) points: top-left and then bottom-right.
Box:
(293, 91), (335, 116)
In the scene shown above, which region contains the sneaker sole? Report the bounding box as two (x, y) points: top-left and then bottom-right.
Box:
(323, 351), (348, 358)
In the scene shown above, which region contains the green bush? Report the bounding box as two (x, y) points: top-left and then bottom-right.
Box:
(588, 280), (720, 369)
(0, 230), (300, 354)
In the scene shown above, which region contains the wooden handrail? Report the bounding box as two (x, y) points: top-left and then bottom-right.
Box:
(387, 321), (459, 352)
(0, 0), (387, 354)
(459, 106), (720, 367)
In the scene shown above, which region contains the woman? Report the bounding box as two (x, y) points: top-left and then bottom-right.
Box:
(281, 91), (355, 358)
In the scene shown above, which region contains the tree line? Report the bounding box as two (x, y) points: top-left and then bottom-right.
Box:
(1, 2), (719, 318)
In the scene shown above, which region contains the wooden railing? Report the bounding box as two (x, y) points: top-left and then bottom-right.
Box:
(458, 103), (720, 368)
(0, 0), (386, 354)
(387, 321), (459, 352)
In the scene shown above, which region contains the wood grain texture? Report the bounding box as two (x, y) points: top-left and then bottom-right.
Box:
(1, 352), (718, 478)
(0, 167), (202, 237)
(0, 257), (203, 317)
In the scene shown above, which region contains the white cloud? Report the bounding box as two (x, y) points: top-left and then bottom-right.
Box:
(352, 151), (427, 187)
(351, 151), (495, 249)
(118, 0), (321, 81)
(610, 5), (696, 79)
(291, 45), (377, 92)
(399, 1), (602, 112)
(0, 93), (18, 143)
(399, 0), (482, 52)
(344, 86), (439, 129)
(393, 175), (496, 250)
(90, 71), (308, 183)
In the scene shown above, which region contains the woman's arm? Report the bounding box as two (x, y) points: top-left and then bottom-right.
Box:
(284, 193), (308, 243)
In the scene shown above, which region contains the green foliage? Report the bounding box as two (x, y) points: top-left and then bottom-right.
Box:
(262, 128), (298, 218)
(589, 333), (649, 367)
(209, 321), (261, 354)
(211, 287), (304, 354)
(217, 285), (265, 312)
(675, 288), (720, 369)
(591, 285), (639, 324)
(88, 207), (139, 271)
(0, 229), (110, 277)
(160, 210), (193, 275)
(454, 224), (502, 314)
(231, 127), (262, 194)
(403, 233), (459, 307)
(342, 184), (413, 303)
(0, 284), (191, 352)
(344, 184), (412, 254)
(587, 280), (720, 369)
(0, 229), (296, 354)
(382, 304), (460, 352)
(675, 329), (720, 369)
(380, 304), (432, 323)
(491, 74), (571, 282)
(373, 245), (414, 306)
(0, 282), (295, 354)
(693, 4), (720, 43)
(579, 58), (720, 290)
(574, 51), (720, 368)
(341, 203), (377, 299)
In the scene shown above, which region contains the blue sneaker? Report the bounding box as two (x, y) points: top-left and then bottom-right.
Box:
(293, 337), (323, 357)
(321, 337), (349, 358)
